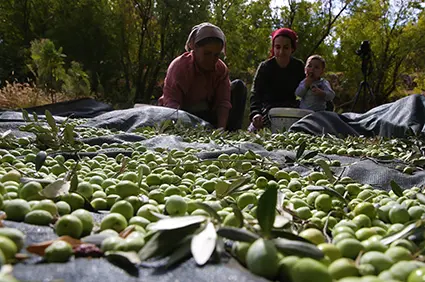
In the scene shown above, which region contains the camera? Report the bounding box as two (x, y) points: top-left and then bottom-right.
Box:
(356, 40), (371, 59)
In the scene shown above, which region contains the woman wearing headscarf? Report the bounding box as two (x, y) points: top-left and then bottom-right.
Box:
(158, 22), (247, 130)
(248, 28), (305, 131)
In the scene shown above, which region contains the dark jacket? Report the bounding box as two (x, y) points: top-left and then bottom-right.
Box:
(249, 57), (305, 120)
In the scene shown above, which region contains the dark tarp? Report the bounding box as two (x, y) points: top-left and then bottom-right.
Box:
(290, 94), (425, 138)
(22, 98), (114, 118)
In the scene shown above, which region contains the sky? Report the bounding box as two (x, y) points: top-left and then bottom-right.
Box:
(270, 0), (285, 8)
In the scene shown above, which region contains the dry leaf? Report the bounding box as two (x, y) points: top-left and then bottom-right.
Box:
(15, 253), (30, 261)
(26, 236), (83, 256)
(119, 225), (136, 239)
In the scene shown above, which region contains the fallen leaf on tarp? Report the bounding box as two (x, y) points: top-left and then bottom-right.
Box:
(120, 225), (136, 239)
(81, 233), (113, 246)
(27, 236), (83, 256)
(106, 251), (141, 268)
(191, 221), (217, 266)
(15, 253), (30, 261)
(0, 212), (7, 226)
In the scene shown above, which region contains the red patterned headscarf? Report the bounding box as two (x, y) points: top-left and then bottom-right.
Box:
(270, 28), (298, 57)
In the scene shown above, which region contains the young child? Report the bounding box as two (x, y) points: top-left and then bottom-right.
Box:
(295, 55), (335, 111)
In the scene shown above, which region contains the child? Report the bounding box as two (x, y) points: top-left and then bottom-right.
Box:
(295, 55), (335, 112)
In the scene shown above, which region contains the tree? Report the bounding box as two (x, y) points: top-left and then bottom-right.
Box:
(29, 38), (67, 101)
(333, 0), (425, 110)
(211, 0), (276, 82)
(279, 0), (350, 62)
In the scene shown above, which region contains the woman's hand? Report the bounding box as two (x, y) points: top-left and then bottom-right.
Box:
(252, 114), (264, 129)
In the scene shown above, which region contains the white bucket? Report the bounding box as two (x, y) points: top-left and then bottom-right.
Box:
(269, 107), (313, 133)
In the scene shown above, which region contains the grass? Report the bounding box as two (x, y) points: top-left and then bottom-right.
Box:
(0, 82), (71, 110)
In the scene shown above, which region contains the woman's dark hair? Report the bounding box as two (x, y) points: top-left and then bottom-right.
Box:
(195, 37), (224, 48)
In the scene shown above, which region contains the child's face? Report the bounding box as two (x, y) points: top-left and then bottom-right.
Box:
(305, 59), (324, 80)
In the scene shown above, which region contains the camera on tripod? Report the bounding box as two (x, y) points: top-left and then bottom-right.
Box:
(356, 40), (372, 60)
(356, 40), (372, 77)
(340, 40), (375, 112)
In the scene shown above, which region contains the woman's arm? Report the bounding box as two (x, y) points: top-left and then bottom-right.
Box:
(161, 60), (187, 109)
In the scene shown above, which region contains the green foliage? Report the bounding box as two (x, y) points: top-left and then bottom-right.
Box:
(62, 62), (91, 98)
(332, 0), (425, 109)
(0, 0), (424, 110)
(28, 38), (91, 101)
(20, 109), (82, 150)
(29, 39), (67, 92)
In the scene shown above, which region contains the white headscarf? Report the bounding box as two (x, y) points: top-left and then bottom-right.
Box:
(185, 22), (226, 55)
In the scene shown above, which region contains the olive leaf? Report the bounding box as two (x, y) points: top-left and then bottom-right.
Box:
(81, 233), (113, 246)
(22, 109), (31, 122)
(257, 186), (278, 237)
(273, 215), (290, 229)
(193, 202), (221, 222)
(416, 193), (425, 205)
(306, 186), (348, 203)
(254, 168), (275, 180)
(231, 183), (255, 194)
(191, 221), (217, 266)
(381, 221), (419, 245)
(303, 150), (319, 160)
(106, 251), (141, 272)
(63, 124), (75, 146)
(224, 176), (251, 197)
(162, 235), (192, 269)
(276, 190), (285, 214)
(40, 180), (70, 198)
(413, 158), (425, 167)
(159, 119), (172, 134)
(246, 150), (257, 159)
(149, 216), (206, 232)
(272, 238), (324, 259)
(150, 211), (170, 220)
(216, 227), (259, 243)
(1, 129), (11, 139)
(137, 165), (144, 188)
(35, 151), (47, 171)
(296, 141), (307, 160)
(270, 230), (311, 242)
(139, 224), (200, 261)
(20, 178), (54, 185)
(70, 173), (79, 192)
(390, 180), (404, 197)
(285, 156), (295, 163)
(231, 204), (244, 228)
(120, 226), (136, 239)
(315, 159), (336, 182)
(113, 157), (128, 178)
(44, 110), (58, 134)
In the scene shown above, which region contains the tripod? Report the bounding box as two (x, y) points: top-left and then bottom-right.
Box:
(341, 56), (376, 112)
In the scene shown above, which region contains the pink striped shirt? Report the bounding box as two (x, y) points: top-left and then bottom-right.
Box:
(160, 52), (231, 112)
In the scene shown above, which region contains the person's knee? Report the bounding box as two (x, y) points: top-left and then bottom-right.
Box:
(231, 79), (247, 94)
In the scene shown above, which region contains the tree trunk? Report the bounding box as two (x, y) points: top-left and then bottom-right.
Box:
(133, 0), (152, 103)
